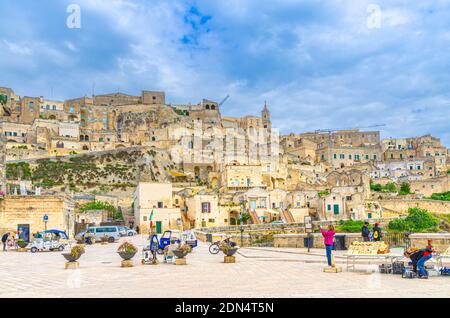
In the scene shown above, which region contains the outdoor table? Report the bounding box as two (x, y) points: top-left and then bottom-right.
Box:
(344, 253), (403, 271)
(435, 255), (450, 268)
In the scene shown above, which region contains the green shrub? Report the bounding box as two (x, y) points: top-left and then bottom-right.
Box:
(428, 191), (450, 201)
(335, 220), (365, 233)
(370, 181), (397, 193)
(388, 208), (439, 232)
(398, 182), (411, 195)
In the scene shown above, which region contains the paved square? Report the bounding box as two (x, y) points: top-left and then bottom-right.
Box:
(0, 236), (449, 298)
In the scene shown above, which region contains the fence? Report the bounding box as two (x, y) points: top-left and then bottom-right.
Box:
(384, 232), (410, 249)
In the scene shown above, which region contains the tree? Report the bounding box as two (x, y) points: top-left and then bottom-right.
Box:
(399, 182), (411, 195)
(388, 207), (439, 232)
(239, 212), (251, 225)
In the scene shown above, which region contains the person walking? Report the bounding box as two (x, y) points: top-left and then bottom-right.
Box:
(372, 223), (382, 242)
(361, 222), (370, 242)
(1, 232), (9, 252)
(320, 224), (336, 267)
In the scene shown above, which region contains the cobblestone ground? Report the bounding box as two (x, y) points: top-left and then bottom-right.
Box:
(0, 236), (449, 298)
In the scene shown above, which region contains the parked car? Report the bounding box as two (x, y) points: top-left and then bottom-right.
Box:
(118, 226), (137, 237)
(30, 229), (69, 253)
(76, 226), (121, 243)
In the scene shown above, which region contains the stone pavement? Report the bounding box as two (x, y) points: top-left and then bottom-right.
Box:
(0, 235), (449, 298)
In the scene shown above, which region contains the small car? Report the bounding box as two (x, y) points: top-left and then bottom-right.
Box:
(118, 226), (138, 237)
(29, 230), (69, 253)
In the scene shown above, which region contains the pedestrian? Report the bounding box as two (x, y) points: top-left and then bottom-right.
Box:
(320, 224), (336, 267)
(361, 222), (370, 242)
(14, 232), (19, 249)
(136, 226), (140, 234)
(417, 241), (434, 279)
(1, 232), (9, 251)
(372, 223), (382, 242)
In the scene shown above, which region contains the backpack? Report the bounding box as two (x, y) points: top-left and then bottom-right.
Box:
(373, 231), (379, 239)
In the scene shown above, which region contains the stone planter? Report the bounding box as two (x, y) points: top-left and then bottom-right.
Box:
(17, 241), (28, 249)
(224, 256), (236, 263)
(173, 250), (188, 259)
(223, 247), (239, 257)
(62, 253), (80, 262)
(118, 251), (136, 261)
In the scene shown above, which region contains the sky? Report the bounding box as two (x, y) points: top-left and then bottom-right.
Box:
(1, 0), (450, 146)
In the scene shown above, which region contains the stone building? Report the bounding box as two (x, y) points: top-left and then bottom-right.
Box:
(133, 182), (181, 233)
(0, 194), (75, 239)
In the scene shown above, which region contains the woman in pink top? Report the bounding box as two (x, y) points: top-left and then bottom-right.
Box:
(320, 225), (336, 267)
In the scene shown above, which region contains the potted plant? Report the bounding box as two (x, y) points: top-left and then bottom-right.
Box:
(62, 245), (85, 262)
(17, 239), (28, 249)
(172, 244), (192, 259)
(117, 241), (137, 260)
(101, 235), (109, 244)
(220, 241), (239, 257)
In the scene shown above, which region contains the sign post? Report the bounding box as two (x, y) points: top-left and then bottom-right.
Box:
(43, 214), (49, 235)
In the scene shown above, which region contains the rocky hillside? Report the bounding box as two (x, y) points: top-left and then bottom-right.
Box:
(6, 147), (177, 192)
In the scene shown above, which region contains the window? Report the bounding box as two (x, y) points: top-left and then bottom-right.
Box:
(340, 154), (345, 159)
(365, 154), (369, 160)
(157, 202), (163, 208)
(201, 202), (211, 213)
(260, 199), (266, 208)
(208, 219), (215, 223)
(333, 204), (339, 215)
(349, 154), (352, 159)
(70, 105), (75, 113)
(373, 155), (377, 160)
(346, 196), (352, 201)
(333, 154), (337, 159)
(327, 204), (331, 211)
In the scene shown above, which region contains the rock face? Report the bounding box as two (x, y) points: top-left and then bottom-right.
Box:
(0, 135), (5, 193)
(5, 147), (177, 191)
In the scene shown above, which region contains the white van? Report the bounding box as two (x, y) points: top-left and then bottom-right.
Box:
(85, 226), (121, 243)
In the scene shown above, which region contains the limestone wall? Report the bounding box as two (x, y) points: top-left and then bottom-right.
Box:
(273, 233), (362, 248)
(379, 199), (450, 214)
(0, 195), (75, 237)
(409, 233), (450, 253)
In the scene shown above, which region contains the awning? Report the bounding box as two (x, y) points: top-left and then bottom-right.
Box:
(169, 170), (188, 177)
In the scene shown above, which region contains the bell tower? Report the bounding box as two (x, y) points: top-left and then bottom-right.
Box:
(261, 101), (271, 129)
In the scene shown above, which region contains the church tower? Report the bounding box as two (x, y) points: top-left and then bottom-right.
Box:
(261, 101), (271, 130)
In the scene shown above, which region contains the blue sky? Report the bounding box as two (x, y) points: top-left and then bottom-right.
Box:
(1, 0), (450, 146)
